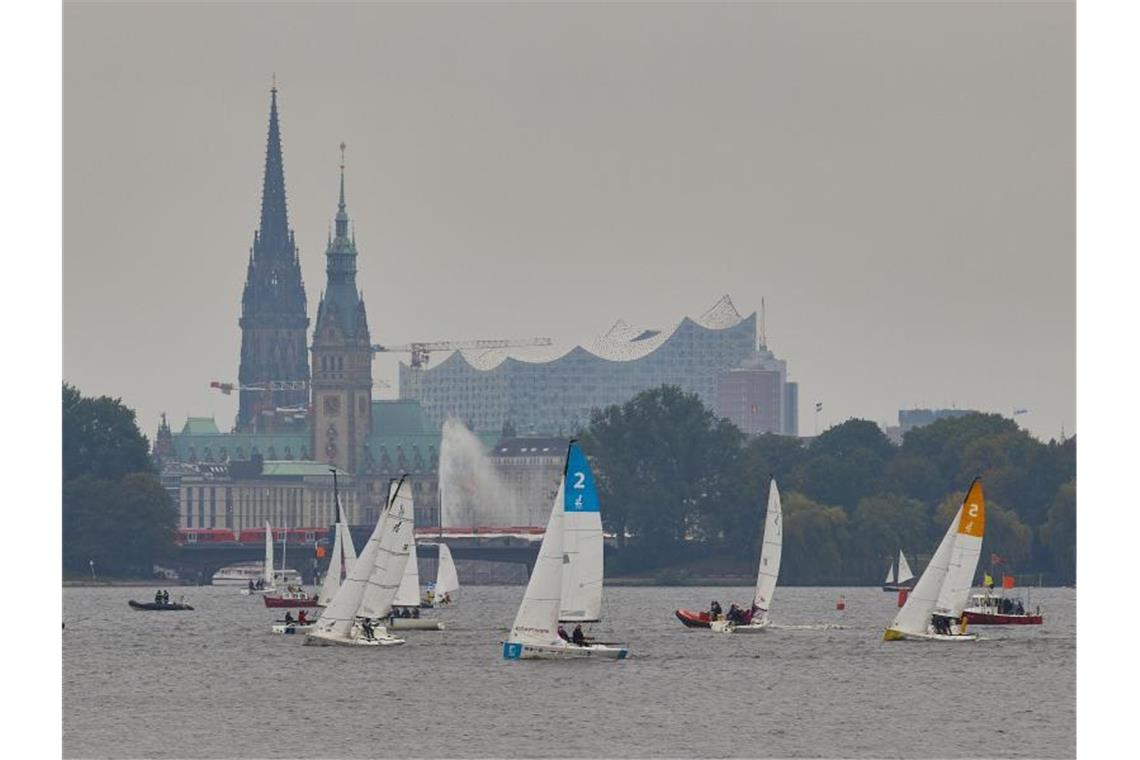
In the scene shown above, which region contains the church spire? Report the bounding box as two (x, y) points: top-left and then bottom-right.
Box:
(335, 142), (349, 239)
(258, 81), (290, 256)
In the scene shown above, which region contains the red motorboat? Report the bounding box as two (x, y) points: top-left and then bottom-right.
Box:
(674, 609), (714, 628)
(263, 588), (320, 608)
(962, 593), (1043, 625)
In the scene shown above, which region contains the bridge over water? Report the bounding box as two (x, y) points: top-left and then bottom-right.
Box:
(172, 528), (546, 585)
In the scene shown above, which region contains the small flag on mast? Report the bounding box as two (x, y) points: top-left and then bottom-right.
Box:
(1002, 575), (1015, 589)
(983, 572), (994, 587)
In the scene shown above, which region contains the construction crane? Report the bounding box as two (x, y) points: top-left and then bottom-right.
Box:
(371, 338), (553, 369)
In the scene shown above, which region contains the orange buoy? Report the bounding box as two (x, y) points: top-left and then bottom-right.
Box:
(836, 595), (846, 611)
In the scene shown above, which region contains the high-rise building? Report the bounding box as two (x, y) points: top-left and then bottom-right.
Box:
(310, 147), (373, 474)
(237, 85), (310, 432)
(716, 346), (799, 436)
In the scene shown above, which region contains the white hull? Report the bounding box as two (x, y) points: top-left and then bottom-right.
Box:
(711, 620), (769, 634)
(271, 623), (315, 635)
(389, 618), (445, 631)
(502, 640), (628, 660)
(303, 627), (405, 647)
(240, 588), (274, 596)
(884, 628), (978, 642)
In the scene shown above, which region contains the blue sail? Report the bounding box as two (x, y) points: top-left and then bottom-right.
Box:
(564, 442), (599, 513)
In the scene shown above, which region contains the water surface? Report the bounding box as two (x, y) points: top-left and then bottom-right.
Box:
(64, 585), (1074, 758)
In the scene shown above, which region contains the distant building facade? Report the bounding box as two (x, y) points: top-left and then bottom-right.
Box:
(400, 296), (798, 437)
(715, 347), (798, 436)
(489, 437), (567, 528)
(178, 459), (357, 531)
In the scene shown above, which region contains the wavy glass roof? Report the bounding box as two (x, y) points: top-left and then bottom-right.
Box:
(441, 295), (748, 371)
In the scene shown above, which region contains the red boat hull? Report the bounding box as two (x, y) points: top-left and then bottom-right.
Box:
(962, 611), (1043, 625)
(674, 609), (713, 628)
(263, 595), (319, 608)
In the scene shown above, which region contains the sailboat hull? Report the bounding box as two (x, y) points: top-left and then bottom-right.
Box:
(502, 641), (628, 660)
(711, 620), (769, 634)
(239, 588), (272, 596)
(882, 584), (915, 592)
(263, 595), (319, 608)
(389, 618), (445, 631)
(883, 628), (978, 642)
(303, 629), (405, 647)
(271, 623), (315, 635)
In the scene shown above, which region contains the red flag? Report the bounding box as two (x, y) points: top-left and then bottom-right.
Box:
(991, 553), (1003, 565)
(1002, 575), (1015, 589)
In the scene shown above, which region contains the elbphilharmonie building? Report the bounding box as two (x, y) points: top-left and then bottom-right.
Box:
(399, 296), (799, 437)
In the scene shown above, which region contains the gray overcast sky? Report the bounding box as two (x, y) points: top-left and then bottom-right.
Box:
(63, 1), (1074, 442)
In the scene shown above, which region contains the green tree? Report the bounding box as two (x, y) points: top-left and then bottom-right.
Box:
(1040, 479), (1076, 583)
(901, 413), (1019, 493)
(801, 419), (895, 511)
(781, 492), (849, 584)
(846, 494), (930, 583)
(63, 383), (153, 481)
(579, 386), (744, 550)
(62, 384), (176, 576)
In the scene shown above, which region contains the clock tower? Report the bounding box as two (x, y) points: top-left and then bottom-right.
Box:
(311, 145), (372, 473)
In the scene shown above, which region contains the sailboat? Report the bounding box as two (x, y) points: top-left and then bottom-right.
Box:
(884, 478), (986, 642)
(882, 550), (916, 592)
(240, 522), (277, 595)
(304, 475), (415, 647)
(559, 441), (604, 626)
(502, 440), (628, 660)
(428, 543), (460, 606)
(263, 527), (318, 608)
(674, 479), (782, 632)
(389, 533), (445, 631)
(273, 482), (357, 634)
(316, 476), (358, 606)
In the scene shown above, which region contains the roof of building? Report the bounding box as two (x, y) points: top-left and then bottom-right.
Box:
(181, 417), (221, 435)
(491, 437), (569, 458)
(425, 295), (753, 372)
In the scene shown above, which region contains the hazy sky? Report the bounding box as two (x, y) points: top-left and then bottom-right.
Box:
(63, 1), (1074, 442)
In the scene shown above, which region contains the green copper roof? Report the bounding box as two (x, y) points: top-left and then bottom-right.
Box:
(181, 417), (221, 435)
(371, 400), (437, 435)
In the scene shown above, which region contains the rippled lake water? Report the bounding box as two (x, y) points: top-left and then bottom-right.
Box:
(63, 585), (1074, 758)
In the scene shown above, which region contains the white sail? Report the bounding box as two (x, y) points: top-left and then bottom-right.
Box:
(434, 543), (459, 602)
(359, 478), (416, 619)
(752, 479), (783, 622)
(884, 559), (896, 586)
(393, 537), (422, 607)
(263, 522), (275, 587)
(507, 478), (566, 647)
(559, 442), (604, 622)
(934, 479), (986, 618)
(896, 550), (915, 585)
(317, 500), (358, 605)
(889, 506), (962, 635)
(310, 507), (390, 640)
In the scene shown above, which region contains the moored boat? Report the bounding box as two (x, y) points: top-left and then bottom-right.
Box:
(263, 588), (320, 608)
(882, 550), (916, 592)
(962, 592), (1043, 625)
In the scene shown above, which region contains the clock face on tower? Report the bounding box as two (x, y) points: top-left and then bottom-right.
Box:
(324, 396), (341, 415)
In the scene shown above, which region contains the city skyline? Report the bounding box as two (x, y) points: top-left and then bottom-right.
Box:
(64, 2), (1074, 441)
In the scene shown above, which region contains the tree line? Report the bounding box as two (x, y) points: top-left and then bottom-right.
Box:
(62, 384), (178, 578)
(579, 386), (1076, 585)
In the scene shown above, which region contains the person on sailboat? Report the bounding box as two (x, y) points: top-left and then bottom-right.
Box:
(571, 624), (586, 646)
(248, 579), (255, 592)
(163, 590), (170, 605)
(154, 590), (163, 605)
(361, 618), (376, 641)
(284, 612), (294, 624)
(557, 625), (571, 642)
(298, 610), (308, 624)
(710, 600), (723, 621)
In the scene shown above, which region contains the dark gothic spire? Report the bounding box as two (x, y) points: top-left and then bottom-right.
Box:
(314, 143), (369, 341)
(258, 82), (290, 256)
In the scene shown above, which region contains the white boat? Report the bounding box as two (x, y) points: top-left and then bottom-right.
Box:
(316, 478), (358, 607)
(214, 562), (301, 587)
(240, 523), (278, 595)
(502, 441), (628, 660)
(712, 479), (783, 634)
(884, 478), (986, 642)
(271, 621), (316, 635)
(389, 534), (445, 631)
(883, 549), (916, 592)
(424, 543), (459, 607)
(304, 476), (414, 648)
